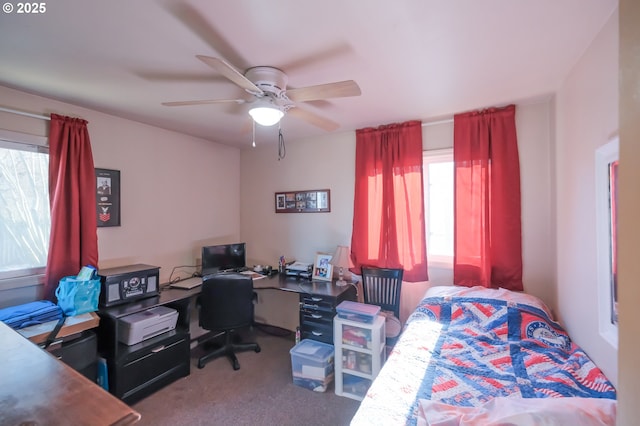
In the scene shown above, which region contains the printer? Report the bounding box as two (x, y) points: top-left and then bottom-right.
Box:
(117, 306), (178, 346)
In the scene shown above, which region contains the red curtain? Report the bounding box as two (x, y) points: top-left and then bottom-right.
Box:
(351, 120), (428, 282)
(453, 105), (522, 291)
(44, 114), (99, 300)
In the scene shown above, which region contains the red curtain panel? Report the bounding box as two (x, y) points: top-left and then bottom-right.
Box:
(351, 120), (428, 282)
(453, 105), (523, 291)
(44, 114), (99, 301)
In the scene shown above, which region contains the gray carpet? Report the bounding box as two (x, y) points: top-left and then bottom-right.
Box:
(132, 328), (361, 426)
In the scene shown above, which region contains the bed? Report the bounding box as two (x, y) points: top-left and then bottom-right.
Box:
(350, 286), (617, 425)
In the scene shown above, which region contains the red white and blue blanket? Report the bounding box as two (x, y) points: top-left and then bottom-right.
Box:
(352, 290), (616, 425)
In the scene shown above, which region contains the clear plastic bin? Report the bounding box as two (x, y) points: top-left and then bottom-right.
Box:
(336, 301), (380, 323)
(290, 339), (335, 392)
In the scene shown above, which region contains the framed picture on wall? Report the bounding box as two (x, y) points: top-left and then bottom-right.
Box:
(95, 168), (121, 227)
(312, 252), (333, 282)
(274, 189), (331, 213)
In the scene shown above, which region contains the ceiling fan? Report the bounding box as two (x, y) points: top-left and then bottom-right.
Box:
(162, 55), (361, 131)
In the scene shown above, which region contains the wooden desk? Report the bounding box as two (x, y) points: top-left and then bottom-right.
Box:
(166, 273), (357, 337)
(251, 272), (356, 297)
(0, 321), (140, 425)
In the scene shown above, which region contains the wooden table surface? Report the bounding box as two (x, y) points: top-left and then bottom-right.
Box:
(17, 311), (101, 344)
(0, 321), (140, 425)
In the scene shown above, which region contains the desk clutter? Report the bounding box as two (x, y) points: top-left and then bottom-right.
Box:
(285, 261), (313, 279)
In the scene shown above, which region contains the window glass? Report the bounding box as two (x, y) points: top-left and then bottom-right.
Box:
(0, 140), (50, 278)
(423, 149), (453, 264)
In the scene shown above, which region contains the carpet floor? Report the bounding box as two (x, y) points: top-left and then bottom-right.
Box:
(132, 328), (361, 426)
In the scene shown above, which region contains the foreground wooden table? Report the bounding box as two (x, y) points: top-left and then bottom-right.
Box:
(0, 320), (140, 425)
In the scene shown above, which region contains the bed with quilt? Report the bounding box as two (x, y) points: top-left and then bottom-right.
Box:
(350, 286), (617, 425)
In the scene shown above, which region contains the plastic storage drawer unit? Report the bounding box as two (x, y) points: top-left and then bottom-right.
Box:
(336, 301), (381, 323)
(290, 339), (335, 392)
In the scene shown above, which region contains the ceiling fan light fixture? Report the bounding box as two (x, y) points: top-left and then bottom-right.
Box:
(248, 101), (284, 126)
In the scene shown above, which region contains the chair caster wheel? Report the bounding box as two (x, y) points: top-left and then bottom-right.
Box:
(233, 361), (240, 371)
(197, 361), (205, 369)
(255, 346), (261, 353)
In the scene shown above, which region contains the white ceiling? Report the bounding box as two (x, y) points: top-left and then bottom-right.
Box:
(0, 0), (616, 148)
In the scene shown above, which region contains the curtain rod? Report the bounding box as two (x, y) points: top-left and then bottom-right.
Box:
(422, 118), (453, 127)
(0, 106), (51, 121)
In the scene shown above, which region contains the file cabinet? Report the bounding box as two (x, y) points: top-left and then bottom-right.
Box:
(298, 284), (356, 345)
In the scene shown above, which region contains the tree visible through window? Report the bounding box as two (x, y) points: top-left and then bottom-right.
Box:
(0, 140), (50, 278)
(423, 149), (453, 265)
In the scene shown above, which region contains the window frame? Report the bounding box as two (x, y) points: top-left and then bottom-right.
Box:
(0, 129), (49, 289)
(595, 136), (618, 349)
(423, 148), (454, 268)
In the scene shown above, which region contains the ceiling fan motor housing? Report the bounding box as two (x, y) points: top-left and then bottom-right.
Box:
(244, 66), (288, 97)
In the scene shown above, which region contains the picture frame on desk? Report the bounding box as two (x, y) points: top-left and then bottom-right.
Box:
(313, 253), (333, 281)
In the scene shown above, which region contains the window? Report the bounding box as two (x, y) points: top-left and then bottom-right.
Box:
(423, 149), (453, 266)
(0, 132), (50, 281)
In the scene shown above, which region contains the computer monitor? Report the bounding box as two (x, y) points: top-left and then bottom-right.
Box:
(201, 243), (246, 275)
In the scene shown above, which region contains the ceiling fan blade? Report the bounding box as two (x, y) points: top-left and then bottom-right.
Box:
(287, 107), (340, 132)
(162, 99), (246, 107)
(286, 80), (361, 102)
(196, 55), (263, 95)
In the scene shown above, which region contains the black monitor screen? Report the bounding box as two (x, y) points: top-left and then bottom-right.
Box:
(201, 243), (246, 274)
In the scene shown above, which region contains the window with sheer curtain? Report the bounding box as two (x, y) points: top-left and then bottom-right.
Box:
(0, 137), (50, 282)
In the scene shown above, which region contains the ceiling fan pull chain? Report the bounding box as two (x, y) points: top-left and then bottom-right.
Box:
(252, 119), (256, 148)
(278, 123), (286, 160)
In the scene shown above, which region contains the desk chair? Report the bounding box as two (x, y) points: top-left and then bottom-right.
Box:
(197, 273), (261, 371)
(361, 266), (404, 348)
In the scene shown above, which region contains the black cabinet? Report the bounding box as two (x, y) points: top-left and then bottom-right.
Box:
(112, 330), (190, 403)
(299, 284), (356, 345)
(97, 289), (194, 404)
(47, 330), (98, 382)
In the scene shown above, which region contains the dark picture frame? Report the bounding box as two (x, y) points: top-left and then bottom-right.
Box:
(275, 189), (331, 213)
(95, 168), (121, 227)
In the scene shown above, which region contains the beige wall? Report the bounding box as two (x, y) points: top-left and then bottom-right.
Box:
(240, 100), (556, 330)
(0, 85), (241, 296)
(554, 12), (618, 385)
(618, 0), (640, 423)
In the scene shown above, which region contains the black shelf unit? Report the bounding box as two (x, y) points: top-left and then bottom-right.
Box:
(97, 289), (194, 404)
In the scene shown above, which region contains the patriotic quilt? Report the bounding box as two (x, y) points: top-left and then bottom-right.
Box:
(351, 287), (616, 426)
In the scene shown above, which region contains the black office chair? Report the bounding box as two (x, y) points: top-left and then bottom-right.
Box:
(196, 273), (261, 371)
(361, 266), (404, 348)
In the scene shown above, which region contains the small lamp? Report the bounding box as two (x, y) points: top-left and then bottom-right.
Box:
(248, 98), (284, 126)
(330, 245), (354, 287)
